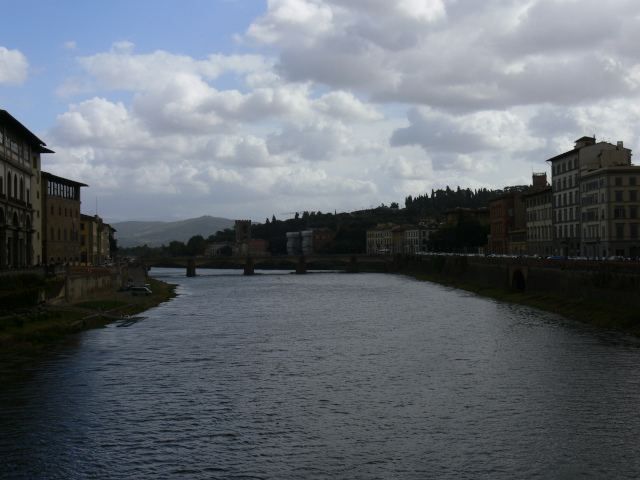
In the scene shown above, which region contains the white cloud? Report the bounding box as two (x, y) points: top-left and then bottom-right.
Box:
(40, 0), (640, 221)
(0, 47), (29, 85)
(60, 41), (77, 51)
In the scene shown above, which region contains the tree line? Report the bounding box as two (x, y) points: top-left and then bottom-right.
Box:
(119, 185), (501, 259)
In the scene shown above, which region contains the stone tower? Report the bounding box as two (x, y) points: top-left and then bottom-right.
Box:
(235, 220), (251, 243)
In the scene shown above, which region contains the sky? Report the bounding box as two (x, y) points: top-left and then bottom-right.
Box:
(2, 0), (640, 224)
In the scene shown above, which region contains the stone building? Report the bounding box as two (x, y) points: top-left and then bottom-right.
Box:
(0, 110), (53, 268)
(547, 136), (631, 257)
(235, 220), (251, 255)
(41, 172), (86, 265)
(579, 163), (640, 258)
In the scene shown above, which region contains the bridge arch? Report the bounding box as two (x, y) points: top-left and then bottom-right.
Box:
(510, 267), (527, 292)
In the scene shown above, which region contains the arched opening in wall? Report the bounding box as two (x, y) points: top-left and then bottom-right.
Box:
(7, 172), (12, 197)
(511, 269), (526, 292)
(20, 178), (24, 200)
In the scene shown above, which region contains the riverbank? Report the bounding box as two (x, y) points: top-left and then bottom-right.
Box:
(0, 276), (178, 353)
(404, 271), (640, 335)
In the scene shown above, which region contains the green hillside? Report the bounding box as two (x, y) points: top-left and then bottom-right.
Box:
(113, 215), (235, 247)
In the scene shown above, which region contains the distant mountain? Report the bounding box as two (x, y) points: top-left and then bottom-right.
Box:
(113, 215), (235, 247)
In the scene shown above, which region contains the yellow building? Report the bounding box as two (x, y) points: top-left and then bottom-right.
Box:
(80, 214), (116, 265)
(41, 172), (86, 265)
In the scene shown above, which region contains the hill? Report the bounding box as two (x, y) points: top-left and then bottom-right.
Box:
(113, 216), (235, 247)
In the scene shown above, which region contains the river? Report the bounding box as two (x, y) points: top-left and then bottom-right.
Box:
(1, 268), (640, 479)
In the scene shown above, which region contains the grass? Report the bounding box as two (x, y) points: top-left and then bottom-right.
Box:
(0, 309), (87, 351)
(405, 271), (640, 335)
(74, 300), (129, 310)
(0, 277), (178, 354)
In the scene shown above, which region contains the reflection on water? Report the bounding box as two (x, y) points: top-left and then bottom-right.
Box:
(2, 269), (640, 479)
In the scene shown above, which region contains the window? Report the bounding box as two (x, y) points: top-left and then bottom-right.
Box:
(631, 225), (639, 238)
(616, 224), (624, 239)
(631, 177), (637, 186)
(614, 207), (626, 219)
(630, 191), (637, 202)
(631, 207), (638, 219)
(615, 177), (623, 186)
(615, 191), (623, 202)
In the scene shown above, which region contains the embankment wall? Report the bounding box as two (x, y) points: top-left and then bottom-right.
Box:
(401, 255), (640, 310)
(46, 265), (129, 304)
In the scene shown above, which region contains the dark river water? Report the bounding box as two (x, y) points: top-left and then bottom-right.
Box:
(2, 268), (640, 479)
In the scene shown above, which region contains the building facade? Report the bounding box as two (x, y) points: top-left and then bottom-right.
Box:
(579, 165), (640, 258)
(0, 110), (53, 268)
(80, 214), (115, 265)
(547, 136), (631, 257)
(524, 186), (553, 256)
(41, 172), (86, 265)
(488, 193), (515, 254)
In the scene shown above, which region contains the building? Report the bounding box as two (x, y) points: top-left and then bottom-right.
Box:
(80, 214), (115, 265)
(404, 221), (440, 253)
(0, 110), (53, 268)
(444, 208), (490, 227)
(235, 220), (251, 255)
(366, 223), (396, 253)
(488, 193), (515, 254)
(524, 185), (553, 256)
(41, 172), (87, 265)
(547, 136), (631, 257)
(286, 228), (335, 255)
(208, 242), (233, 256)
(489, 173), (547, 255)
(286, 231), (302, 255)
(579, 164), (640, 258)
(311, 228), (335, 253)
(391, 225), (407, 253)
(248, 239), (268, 256)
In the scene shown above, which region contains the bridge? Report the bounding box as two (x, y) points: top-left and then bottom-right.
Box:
(143, 254), (398, 276)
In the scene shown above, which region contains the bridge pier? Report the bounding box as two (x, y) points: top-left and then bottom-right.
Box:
(244, 257), (255, 275)
(346, 255), (359, 273)
(186, 258), (196, 277)
(296, 256), (307, 274)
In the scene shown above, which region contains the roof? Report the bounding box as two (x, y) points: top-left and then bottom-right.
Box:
(0, 110), (53, 153)
(42, 171), (88, 187)
(545, 139), (619, 164)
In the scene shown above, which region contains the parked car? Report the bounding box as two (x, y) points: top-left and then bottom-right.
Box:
(131, 286), (152, 296)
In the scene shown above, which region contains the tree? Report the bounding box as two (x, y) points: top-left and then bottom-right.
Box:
(186, 235), (207, 256)
(109, 235), (118, 257)
(169, 240), (187, 257)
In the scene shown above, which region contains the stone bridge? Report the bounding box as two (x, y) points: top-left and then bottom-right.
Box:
(143, 253), (398, 276)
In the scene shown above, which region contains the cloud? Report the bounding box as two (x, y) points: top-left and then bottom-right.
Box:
(60, 41), (78, 51)
(0, 47), (29, 85)
(41, 1), (640, 221)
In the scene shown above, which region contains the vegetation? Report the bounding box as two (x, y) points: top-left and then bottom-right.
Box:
(117, 184), (504, 259)
(0, 276), (178, 353)
(0, 274), (48, 313)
